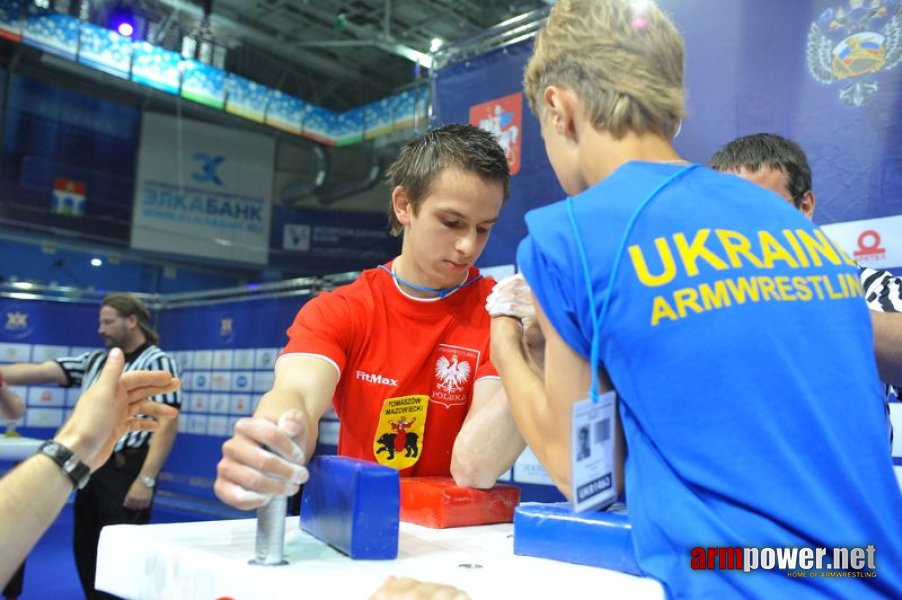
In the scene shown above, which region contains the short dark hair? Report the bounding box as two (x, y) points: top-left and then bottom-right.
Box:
(708, 133), (812, 208)
(385, 124), (511, 236)
(101, 293), (159, 346)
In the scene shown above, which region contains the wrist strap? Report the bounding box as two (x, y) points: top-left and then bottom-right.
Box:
(37, 440), (91, 490)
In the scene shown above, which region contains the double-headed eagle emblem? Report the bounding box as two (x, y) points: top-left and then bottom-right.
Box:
(807, 2), (902, 105)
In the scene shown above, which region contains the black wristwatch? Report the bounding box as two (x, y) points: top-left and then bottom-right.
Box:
(37, 440), (91, 490)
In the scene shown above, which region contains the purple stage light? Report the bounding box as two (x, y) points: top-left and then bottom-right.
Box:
(108, 6), (137, 38)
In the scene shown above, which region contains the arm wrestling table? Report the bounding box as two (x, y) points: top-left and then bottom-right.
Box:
(0, 436), (43, 461)
(96, 517), (665, 599)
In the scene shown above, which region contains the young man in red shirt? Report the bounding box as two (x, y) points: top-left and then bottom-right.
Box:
(215, 124), (525, 509)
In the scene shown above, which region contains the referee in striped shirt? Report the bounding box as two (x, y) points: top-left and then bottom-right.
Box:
(710, 133), (901, 440)
(0, 293), (180, 599)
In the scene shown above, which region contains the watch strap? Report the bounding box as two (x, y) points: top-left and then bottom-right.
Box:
(37, 440), (91, 490)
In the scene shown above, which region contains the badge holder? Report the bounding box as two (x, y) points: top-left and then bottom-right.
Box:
(570, 391), (617, 512)
(566, 164), (698, 513)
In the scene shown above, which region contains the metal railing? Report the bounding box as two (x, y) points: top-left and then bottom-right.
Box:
(432, 7), (549, 72)
(0, 271), (361, 309)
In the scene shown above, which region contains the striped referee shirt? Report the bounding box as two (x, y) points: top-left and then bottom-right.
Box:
(860, 267), (902, 313)
(56, 343), (181, 452)
(858, 266), (901, 444)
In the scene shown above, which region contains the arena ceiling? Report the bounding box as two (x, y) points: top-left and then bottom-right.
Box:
(138, 0), (552, 111)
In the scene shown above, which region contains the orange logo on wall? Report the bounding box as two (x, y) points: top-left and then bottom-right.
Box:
(469, 92), (522, 175)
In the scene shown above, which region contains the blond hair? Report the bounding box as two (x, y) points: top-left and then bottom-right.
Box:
(524, 0), (685, 138)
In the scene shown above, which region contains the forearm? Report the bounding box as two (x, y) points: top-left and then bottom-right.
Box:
(871, 310), (902, 386)
(0, 385), (25, 421)
(522, 321), (546, 377)
(451, 380), (526, 488)
(492, 324), (572, 497)
(0, 454), (73, 587)
(0, 362), (66, 386)
(137, 415), (178, 479)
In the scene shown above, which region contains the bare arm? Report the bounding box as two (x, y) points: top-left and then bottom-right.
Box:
(0, 349), (178, 588)
(0, 361), (67, 387)
(491, 294), (622, 499)
(871, 310), (902, 386)
(450, 378), (526, 488)
(0, 380), (25, 421)
(0, 447), (77, 587)
(214, 354), (339, 510)
(123, 414), (179, 510)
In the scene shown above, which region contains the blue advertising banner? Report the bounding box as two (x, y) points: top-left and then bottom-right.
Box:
(22, 10), (78, 60)
(0, 298), (101, 433)
(225, 74), (270, 123)
(335, 106), (366, 146)
(432, 41), (563, 271)
(270, 207), (400, 275)
(77, 22), (132, 79)
(265, 91), (307, 135)
(131, 42), (182, 95)
(0, 0), (23, 41)
(181, 60), (226, 109)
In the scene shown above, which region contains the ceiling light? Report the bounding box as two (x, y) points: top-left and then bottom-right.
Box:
(106, 4), (143, 39)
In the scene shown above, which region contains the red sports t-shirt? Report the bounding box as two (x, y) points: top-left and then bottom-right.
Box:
(282, 261), (499, 477)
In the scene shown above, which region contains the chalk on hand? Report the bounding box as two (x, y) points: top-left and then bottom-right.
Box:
(513, 502), (640, 575)
(299, 456), (400, 559)
(399, 477), (520, 528)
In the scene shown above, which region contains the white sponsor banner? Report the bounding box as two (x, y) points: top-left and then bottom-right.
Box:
(0, 343), (31, 363)
(31, 344), (69, 362)
(821, 215), (902, 270)
(131, 112), (275, 265)
(480, 263), (516, 281)
(513, 446), (556, 486)
(25, 408), (64, 428)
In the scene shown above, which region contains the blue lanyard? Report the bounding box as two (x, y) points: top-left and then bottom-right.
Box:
(567, 164), (699, 401)
(378, 264), (483, 298)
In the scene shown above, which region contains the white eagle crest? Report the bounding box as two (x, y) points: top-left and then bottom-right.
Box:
(435, 354), (471, 393)
(807, 5), (902, 104)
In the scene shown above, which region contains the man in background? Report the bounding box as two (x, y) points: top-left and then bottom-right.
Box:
(0, 293), (181, 599)
(710, 132), (902, 441)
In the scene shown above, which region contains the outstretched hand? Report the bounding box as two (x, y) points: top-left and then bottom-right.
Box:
(54, 347), (180, 471)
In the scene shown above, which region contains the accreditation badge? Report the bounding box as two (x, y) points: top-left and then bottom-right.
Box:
(372, 394), (429, 470)
(571, 390), (618, 513)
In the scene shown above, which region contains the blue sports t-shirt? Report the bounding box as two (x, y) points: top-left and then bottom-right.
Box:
(518, 162), (902, 599)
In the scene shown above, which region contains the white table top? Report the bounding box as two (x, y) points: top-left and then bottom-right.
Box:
(0, 436), (42, 461)
(97, 517), (664, 600)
